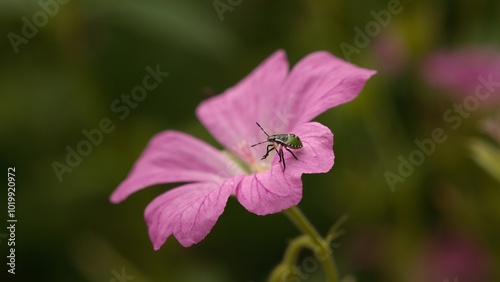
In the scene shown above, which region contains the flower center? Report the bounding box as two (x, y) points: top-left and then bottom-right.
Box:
(231, 141), (272, 174)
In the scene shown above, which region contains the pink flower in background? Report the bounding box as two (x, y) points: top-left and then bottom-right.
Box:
(110, 50), (376, 249)
(411, 233), (492, 282)
(423, 47), (500, 103)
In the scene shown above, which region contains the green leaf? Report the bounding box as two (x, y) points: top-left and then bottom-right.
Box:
(470, 138), (500, 183)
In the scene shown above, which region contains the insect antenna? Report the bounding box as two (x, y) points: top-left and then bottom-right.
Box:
(255, 122), (270, 137)
(251, 140), (268, 147)
(251, 122), (271, 147)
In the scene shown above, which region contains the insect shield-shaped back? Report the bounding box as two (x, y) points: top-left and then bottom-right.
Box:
(251, 123), (303, 170)
(269, 134), (303, 148)
(284, 134), (303, 149)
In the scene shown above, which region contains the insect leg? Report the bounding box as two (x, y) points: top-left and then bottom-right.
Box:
(261, 144), (274, 160)
(280, 148), (286, 170)
(285, 147), (298, 160)
(274, 146), (282, 163)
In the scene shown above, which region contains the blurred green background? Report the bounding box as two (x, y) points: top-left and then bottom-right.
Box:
(1, 0), (500, 281)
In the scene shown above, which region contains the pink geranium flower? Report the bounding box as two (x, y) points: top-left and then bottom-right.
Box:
(110, 50), (376, 249)
(423, 47), (500, 102)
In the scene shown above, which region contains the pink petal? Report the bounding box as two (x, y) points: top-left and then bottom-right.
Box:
(236, 122), (334, 215)
(110, 131), (243, 203)
(235, 166), (302, 215)
(196, 50), (375, 160)
(276, 122), (335, 176)
(145, 181), (235, 249)
(282, 51), (377, 129)
(196, 50), (289, 159)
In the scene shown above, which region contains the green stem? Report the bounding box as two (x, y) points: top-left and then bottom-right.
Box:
(268, 235), (313, 282)
(283, 206), (340, 282)
(281, 235), (312, 267)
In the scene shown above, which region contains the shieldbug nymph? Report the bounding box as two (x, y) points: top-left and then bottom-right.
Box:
(251, 122), (303, 170)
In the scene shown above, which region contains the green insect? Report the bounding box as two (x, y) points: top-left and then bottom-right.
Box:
(251, 122), (303, 170)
